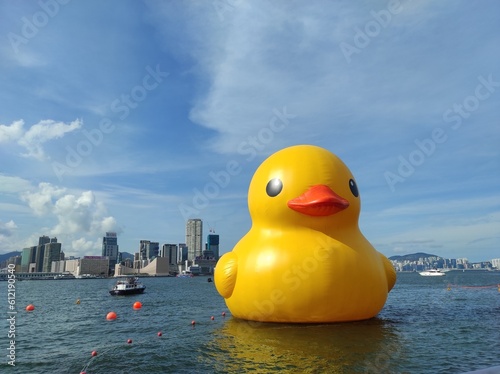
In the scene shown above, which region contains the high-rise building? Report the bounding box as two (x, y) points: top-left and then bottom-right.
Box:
(492, 258), (500, 269)
(149, 242), (159, 259)
(21, 246), (37, 272)
(186, 218), (203, 260)
(139, 240), (149, 260)
(205, 233), (220, 260)
(42, 241), (62, 272)
(35, 236), (52, 272)
(178, 243), (188, 263)
(102, 232), (119, 270)
(139, 240), (159, 260)
(39, 235), (51, 246)
(161, 244), (178, 269)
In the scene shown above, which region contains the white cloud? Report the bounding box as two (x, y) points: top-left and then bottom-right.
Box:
(71, 237), (97, 256)
(19, 183), (120, 256)
(0, 220), (17, 237)
(17, 119), (82, 160)
(0, 175), (32, 193)
(0, 119), (82, 160)
(0, 120), (24, 142)
(21, 182), (66, 216)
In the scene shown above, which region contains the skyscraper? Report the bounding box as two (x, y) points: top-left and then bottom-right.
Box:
(139, 240), (159, 260)
(186, 218), (203, 260)
(102, 232), (119, 270)
(35, 235), (51, 272)
(42, 241), (62, 272)
(178, 243), (188, 262)
(21, 246), (37, 272)
(161, 244), (178, 268)
(205, 233), (220, 260)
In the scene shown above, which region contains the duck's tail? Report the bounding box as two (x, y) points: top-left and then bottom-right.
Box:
(380, 253), (397, 292)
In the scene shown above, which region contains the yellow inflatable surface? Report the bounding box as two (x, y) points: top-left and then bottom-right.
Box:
(215, 145), (396, 323)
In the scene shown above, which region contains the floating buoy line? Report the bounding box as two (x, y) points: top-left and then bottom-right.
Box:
(77, 306), (227, 374)
(446, 283), (500, 291)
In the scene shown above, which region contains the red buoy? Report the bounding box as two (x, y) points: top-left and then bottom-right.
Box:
(106, 311), (117, 321)
(127, 339), (132, 344)
(221, 311), (226, 317)
(133, 301), (142, 310)
(191, 320), (196, 326)
(157, 331), (162, 337)
(211, 316), (215, 320)
(26, 304), (35, 312)
(91, 350), (97, 357)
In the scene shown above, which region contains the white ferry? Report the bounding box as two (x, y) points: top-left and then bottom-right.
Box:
(419, 269), (445, 277)
(109, 277), (146, 295)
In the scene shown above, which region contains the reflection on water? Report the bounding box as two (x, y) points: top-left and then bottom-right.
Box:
(207, 317), (405, 373)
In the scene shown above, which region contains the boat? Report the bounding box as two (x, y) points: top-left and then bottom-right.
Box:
(54, 274), (76, 280)
(109, 277), (146, 295)
(419, 269), (445, 277)
(177, 270), (193, 278)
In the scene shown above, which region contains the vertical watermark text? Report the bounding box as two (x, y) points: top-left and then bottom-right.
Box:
(6, 264), (16, 366)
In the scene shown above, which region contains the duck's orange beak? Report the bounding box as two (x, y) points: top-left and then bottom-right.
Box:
(287, 185), (349, 216)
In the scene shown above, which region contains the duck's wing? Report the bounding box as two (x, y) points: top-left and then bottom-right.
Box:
(380, 252), (397, 292)
(214, 252), (238, 298)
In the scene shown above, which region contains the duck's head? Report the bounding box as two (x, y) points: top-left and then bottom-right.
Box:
(248, 145), (361, 232)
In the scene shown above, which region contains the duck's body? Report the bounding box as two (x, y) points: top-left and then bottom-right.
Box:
(215, 145), (396, 323)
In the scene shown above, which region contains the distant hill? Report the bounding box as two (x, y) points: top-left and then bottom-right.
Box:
(389, 252), (439, 261)
(0, 251), (21, 263)
(120, 252), (134, 261)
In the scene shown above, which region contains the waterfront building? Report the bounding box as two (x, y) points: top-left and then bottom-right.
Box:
(491, 258), (500, 269)
(102, 232), (119, 271)
(161, 243), (178, 273)
(21, 246), (37, 272)
(42, 241), (62, 272)
(205, 233), (220, 260)
(186, 218), (203, 260)
(34, 235), (52, 272)
(78, 256), (109, 276)
(114, 256), (169, 277)
(178, 243), (188, 262)
(139, 240), (159, 260)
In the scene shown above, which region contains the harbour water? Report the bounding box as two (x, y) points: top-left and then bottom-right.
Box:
(2, 271), (499, 373)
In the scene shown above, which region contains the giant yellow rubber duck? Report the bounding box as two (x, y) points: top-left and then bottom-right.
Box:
(215, 145), (396, 323)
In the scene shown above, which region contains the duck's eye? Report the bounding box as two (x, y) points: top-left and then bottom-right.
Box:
(266, 178), (283, 197)
(349, 179), (359, 197)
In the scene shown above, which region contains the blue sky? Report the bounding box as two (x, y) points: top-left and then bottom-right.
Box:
(0, 0), (499, 262)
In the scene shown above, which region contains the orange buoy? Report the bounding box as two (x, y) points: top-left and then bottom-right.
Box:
(106, 311), (117, 321)
(133, 301), (142, 310)
(26, 304), (35, 312)
(91, 350), (97, 357)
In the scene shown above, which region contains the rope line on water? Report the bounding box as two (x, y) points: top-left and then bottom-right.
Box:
(446, 283), (500, 291)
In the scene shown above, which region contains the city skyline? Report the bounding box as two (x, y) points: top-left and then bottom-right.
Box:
(0, 2), (499, 263)
(8, 223), (221, 266)
(4, 233), (498, 268)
